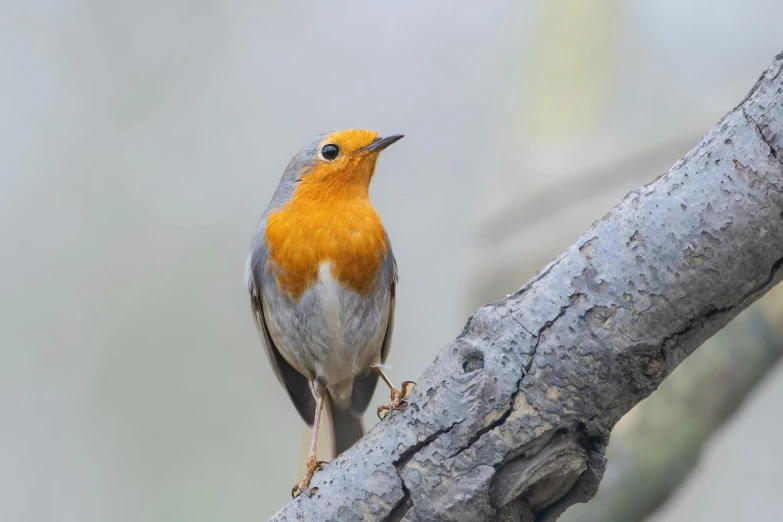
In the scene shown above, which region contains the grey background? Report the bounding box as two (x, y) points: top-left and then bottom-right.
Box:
(2, 1), (781, 520)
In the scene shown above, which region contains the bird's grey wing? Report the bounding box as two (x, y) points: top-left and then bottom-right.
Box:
(380, 251), (397, 364)
(350, 248), (398, 416)
(247, 239), (315, 427)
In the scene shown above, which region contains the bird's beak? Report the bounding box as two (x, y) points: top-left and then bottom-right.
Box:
(361, 134), (404, 153)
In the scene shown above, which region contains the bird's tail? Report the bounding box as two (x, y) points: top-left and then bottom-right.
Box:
(326, 396), (365, 457)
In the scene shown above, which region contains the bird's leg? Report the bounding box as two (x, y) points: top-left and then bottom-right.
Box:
(291, 383), (327, 498)
(373, 366), (416, 420)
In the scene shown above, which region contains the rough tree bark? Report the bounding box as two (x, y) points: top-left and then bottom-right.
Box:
(561, 290), (783, 522)
(268, 53), (783, 522)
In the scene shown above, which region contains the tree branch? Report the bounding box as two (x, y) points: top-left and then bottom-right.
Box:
(561, 290), (783, 522)
(268, 52), (783, 522)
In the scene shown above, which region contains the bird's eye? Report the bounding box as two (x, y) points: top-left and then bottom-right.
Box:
(321, 144), (340, 160)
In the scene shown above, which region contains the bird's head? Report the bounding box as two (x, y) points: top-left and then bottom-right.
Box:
(286, 129), (403, 194)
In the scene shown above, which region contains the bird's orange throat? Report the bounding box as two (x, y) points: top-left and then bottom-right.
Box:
(264, 171), (388, 300)
(304, 152), (379, 195)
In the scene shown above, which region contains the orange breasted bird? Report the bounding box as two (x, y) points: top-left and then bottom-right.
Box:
(245, 130), (414, 497)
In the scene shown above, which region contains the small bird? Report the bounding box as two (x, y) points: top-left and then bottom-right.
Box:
(246, 129), (414, 497)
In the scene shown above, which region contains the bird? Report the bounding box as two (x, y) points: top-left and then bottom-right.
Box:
(245, 129), (414, 497)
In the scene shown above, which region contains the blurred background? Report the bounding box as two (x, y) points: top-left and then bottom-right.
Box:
(2, 1), (782, 521)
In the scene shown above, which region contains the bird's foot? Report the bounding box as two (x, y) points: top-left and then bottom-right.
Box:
(377, 381), (416, 420)
(291, 455), (327, 498)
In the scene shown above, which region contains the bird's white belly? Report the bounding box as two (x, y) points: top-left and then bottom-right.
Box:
(315, 263), (348, 356)
(264, 262), (390, 404)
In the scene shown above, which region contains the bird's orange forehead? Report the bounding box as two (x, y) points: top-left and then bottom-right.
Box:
(320, 129), (380, 153)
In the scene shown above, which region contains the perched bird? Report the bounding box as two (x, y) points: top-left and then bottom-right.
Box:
(246, 129), (414, 497)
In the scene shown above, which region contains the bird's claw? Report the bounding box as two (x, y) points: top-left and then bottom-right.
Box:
(291, 484), (318, 498)
(400, 380), (416, 398)
(377, 381), (416, 420)
(290, 456), (327, 498)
